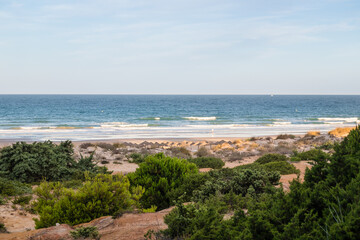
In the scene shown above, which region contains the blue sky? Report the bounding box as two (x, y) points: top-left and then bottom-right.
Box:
(0, 0), (359, 94)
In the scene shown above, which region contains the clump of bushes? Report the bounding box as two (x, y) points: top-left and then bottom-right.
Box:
(293, 149), (330, 161)
(0, 177), (32, 196)
(12, 195), (32, 205)
(195, 146), (211, 157)
(276, 134), (296, 140)
(188, 157), (224, 169)
(169, 147), (192, 159)
(128, 153), (198, 210)
(79, 142), (95, 149)
(33, 174), (144, 228)
(70, 226), (100, 240)
(95, 142), (115, 151)
(255, 153), (288, 164)
(0, 222), (7, 233)
(0, 141), (105, 183)
(128, 153), (147, 164)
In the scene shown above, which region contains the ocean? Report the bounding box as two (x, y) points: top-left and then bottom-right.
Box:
(0, 95), (359, 141)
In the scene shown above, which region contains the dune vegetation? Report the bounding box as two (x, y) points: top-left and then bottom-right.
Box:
(0, 127), (359, 239)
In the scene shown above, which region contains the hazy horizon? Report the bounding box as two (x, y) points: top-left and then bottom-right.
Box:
(1, 0), (360, 94)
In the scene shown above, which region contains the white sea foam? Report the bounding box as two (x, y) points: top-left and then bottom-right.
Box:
(273, 122), (292, 125)
(324, 122), (344, 125)
(100, 122), (148, 128)
(318, 117), (358, 122)
(183, 116), (216, 121)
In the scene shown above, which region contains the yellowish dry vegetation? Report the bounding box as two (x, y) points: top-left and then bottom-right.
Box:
(328, 127), (355, 137)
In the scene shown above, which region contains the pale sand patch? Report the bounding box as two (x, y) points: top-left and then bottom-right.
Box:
(99, 161), (139, 174)
(0, 203), (37, 233)
(280, 161), (312, 192)
(224, 156), (258, 168)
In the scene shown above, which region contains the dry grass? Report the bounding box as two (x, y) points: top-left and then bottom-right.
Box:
(328, 127), (355, 138)
(306, 131), (320, 137)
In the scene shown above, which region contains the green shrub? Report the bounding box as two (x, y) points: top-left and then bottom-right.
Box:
(79, 142), (95, 149)
(262, 161), (299, 175)
(0, 222), (7, 233)
(188, 157), (224, 169)
(255, 153), (288, 164)
(129, 153), (147, 164)
(33, 173), (144, 228)
(0, 141), (107, 183)
(290, 156), (301, 162)
(0, 177), (32, 196)
(169, 147), (192, 159)
(0, 197), (6, 205)
(128, 153), (198, 210)
(276, 134), (296, 140)
(70, 226), (100, 239)
(168, 173), (210, 203)
(193, 168), (280, 202)
(195, 146), (211, 157)
(293, 149), (330, 161)
(12, 195), (32, 205)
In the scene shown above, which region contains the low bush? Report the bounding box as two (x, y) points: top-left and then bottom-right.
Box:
(0, 222), (7, 233)
(129, 153), (147, 164)
(12, 195), (32, 205)
(262, 161), (299, 175)
(169, 147), (191, 159)
(290, 156), (301, 162)
(95, 142), (115, 151)
(33, 174), (144, 228)
(70, 226), (100, 240)
(193, 168), (280, 202)
(0, 141), (105, 183)
(79, 142), (95, 149)
(188, 157), (224, 169)
(195, 146), (211, 157)
(128, 153), (198, 210)
(276, 134), (296, 140)
(0, 177), (32, 196)
(255, 153), (288, 164)
(0, 197), (6, 205)
(293, 149), (330, 161)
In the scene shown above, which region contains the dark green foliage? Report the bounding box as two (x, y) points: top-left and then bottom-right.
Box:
(12, 195), (32, 205)
(290, 156), (301, 162)
(168, 173), (210, 203)
(255, 153), (288, 164)
(262, 161), (300, 175)
(161, 126), (360, 239)
(33, 174), (144, 228)
(276, 134), (296, 140)
(0, 222), (7, 233)
(0, 177), (32, 196)
(193, 168), (280, 202)
(70, 226), (100, 239)
(0, 142), (106, 183)
(293, 149), (330, 161)
(129, 152), (147, 164)
(0, 141), (74, 182)
(128, 153), (198, 210)
(188, 157), (224, 169)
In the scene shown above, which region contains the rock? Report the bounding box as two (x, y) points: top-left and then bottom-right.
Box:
(29, 224), (73, 240)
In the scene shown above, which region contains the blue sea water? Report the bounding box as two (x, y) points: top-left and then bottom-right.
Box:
(0, 95), (359, 141)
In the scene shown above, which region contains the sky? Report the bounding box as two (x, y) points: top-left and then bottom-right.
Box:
(0, 0), (360, 94)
